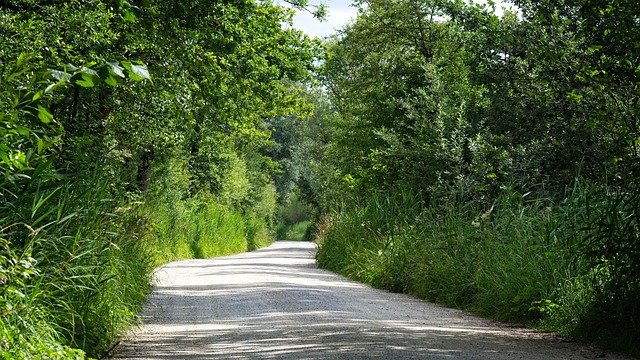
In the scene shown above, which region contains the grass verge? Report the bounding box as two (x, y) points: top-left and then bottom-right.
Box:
(315, 186), (639, 357)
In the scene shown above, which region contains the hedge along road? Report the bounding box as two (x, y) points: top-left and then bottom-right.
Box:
(113, 241), (631, 360)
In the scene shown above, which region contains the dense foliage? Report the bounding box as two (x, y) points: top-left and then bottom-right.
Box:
(288, 0), (640, 355)
(3, 0), (640, 357)
(1, 0), (321, 358)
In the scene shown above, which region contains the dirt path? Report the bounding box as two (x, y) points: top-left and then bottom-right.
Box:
(113, 241), (631, 360)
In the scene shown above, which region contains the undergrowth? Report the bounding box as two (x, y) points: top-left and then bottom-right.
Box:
(274, 193), (314, 241)
(146, 195), (251, 265)
(276, 220), (313, 241)
(1, 178), (154, 359)
(1, 155), (276, 359)
(144, 156), (275, 264)
(315, 184), (640, 356)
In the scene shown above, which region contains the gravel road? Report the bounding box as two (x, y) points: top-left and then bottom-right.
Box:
(113, 241), (632, 360)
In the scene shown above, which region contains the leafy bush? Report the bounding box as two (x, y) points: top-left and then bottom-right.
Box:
(1, 0), (318, 356)
(276, 194), (313, 226)
(0, 54), (153, 359)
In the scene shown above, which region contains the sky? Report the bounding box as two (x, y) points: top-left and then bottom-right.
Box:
(290, 0), (359, 38)
(281, 0), (512, 39)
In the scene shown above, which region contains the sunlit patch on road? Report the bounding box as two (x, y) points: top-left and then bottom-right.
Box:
(114, 241), (632, 360)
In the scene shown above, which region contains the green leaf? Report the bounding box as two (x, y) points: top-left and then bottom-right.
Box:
(0, 150), (10, 166)
(37, 105), (53, 124)
(106, 61), (126, 78)
(96, 64), (113, 82)
(16, 126), (30, 136)
(44, 83), (58, 94)
(15, 53), (32, 68)
(73, 67), (100, 87)
(567, 90), (583, 103)
(13, 152), (26, 169)
(587, 45), (602, 54)
(124, 9), (137, 22)
(98, 62), (126, 86)
(104, 76), (119, 86)
(122, 61), (151, 81)
(65, 63), (79, 73)
(31, 187), (61, 222)
(49, 69), (71, 82)
(32, 91), (43, 102)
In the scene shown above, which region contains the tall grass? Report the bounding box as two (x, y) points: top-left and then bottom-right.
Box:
(276, 220), (313, 241)
(1, 172), (276, 359)
(145, 192), (275, 265)
(316, 184), (639, 355)
(145, 154), (275, 261)
(1, 177), (154, 359)
(274, 194), (314, 241)
(146, 196), (248, 264)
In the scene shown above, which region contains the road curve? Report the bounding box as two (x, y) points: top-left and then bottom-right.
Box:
(113, 241), (630, 360)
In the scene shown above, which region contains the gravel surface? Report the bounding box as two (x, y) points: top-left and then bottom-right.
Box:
(113, 241), (632, 360)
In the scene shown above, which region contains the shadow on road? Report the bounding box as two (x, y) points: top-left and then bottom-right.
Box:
(113, 241), (621, 360)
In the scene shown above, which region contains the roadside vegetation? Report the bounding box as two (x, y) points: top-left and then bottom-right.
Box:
(276, 220), (313, 241)
(315, 186), (640, 356)
(3, 0), (640, 358)
(281, 0), (640, 356)
(0, 0), (323, 358)
(274, 195), (314, 241)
